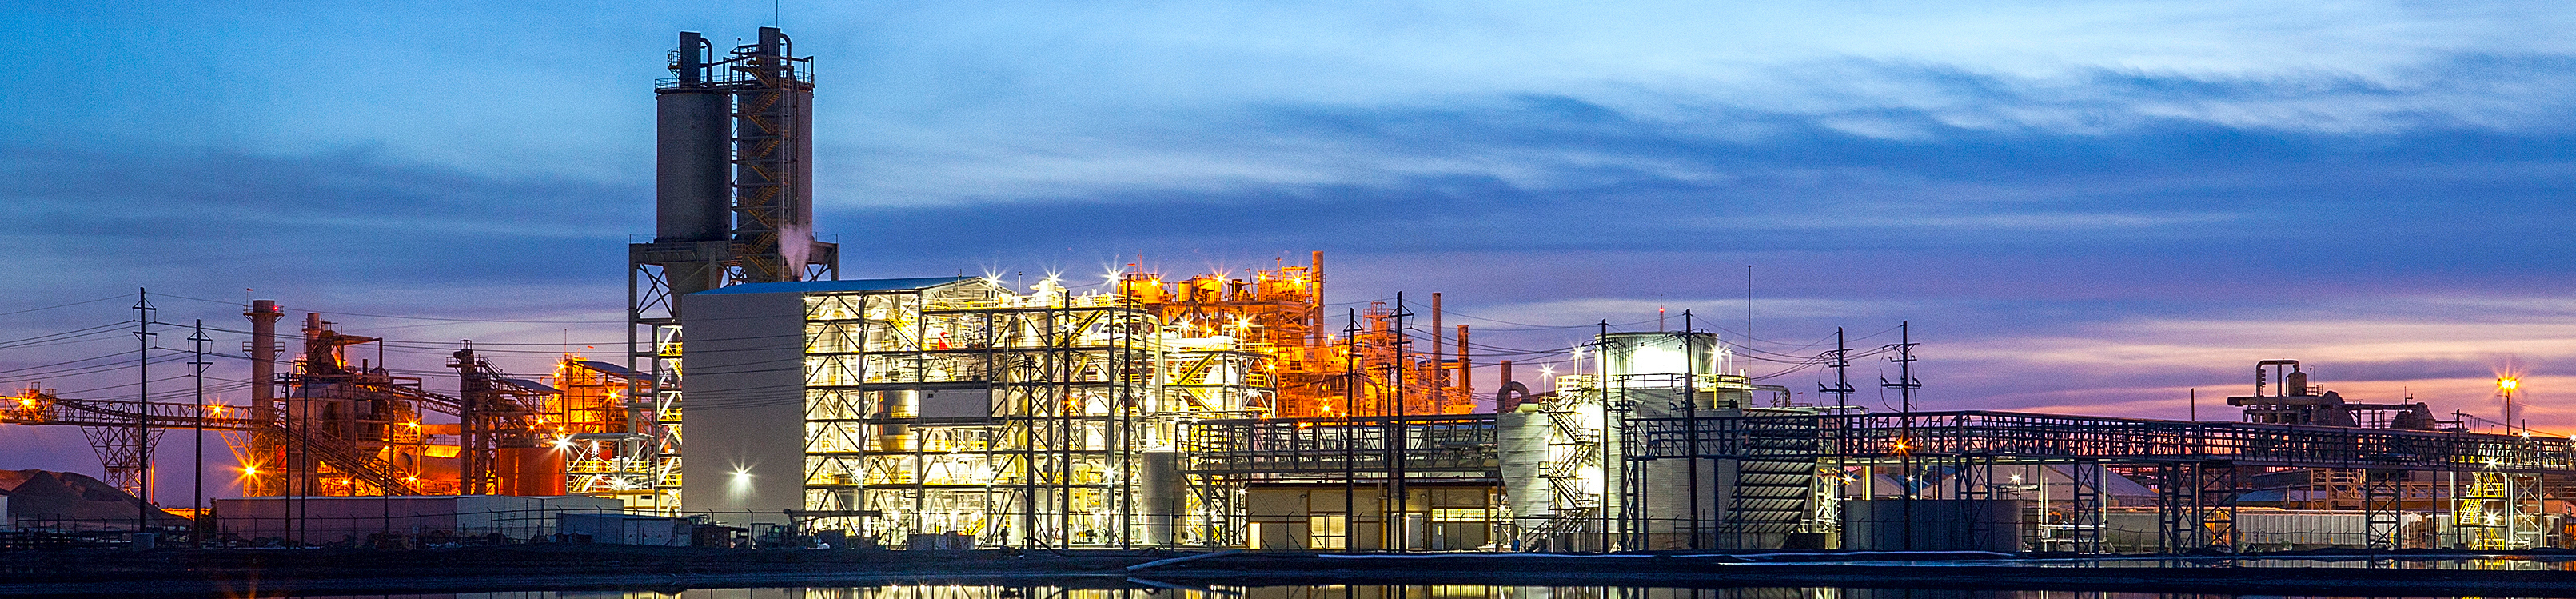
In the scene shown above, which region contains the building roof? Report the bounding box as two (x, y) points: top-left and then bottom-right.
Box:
(573, 360), (646, 380)
(499, 377), (560, 394)
(691, 276), (979, 296)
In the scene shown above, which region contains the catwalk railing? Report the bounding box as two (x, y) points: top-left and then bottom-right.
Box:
(1182, 414), (1500, 480)
(1625, 410), (2576, 472)
(0, 395), (265, 430)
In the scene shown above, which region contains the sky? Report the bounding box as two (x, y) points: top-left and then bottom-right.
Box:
(2, 1), (2574, 503)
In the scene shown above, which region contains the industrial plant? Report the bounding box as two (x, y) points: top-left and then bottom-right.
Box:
(2, 27), (2571, 557)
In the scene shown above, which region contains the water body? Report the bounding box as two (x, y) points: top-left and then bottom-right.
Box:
(279, 585), (2527, 599)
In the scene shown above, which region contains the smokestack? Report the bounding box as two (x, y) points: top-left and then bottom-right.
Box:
(301, 312), (324, 362)
(244, 300), (280, 408)
(1309, 251), (1324, 345)
(1457, 324), (1470, 408)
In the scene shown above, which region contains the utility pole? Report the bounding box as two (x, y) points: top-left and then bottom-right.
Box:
(189, 320), (211, 547)
(1682, 309), (1701, 549)
(1882, 321), (1920, 548)
(1389, 292), (1412, 552)
(1597, 318), (1612, 550)
(133, 289), (156, 537)
(1431, 293), (1443, 412)
(1344, 309), (1358, 552)
(1822, 328), (1855, 500)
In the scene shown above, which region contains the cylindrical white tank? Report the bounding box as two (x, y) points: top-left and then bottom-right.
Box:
(1137, 452), (1185, 545)
(1599, 332), (1723, 417)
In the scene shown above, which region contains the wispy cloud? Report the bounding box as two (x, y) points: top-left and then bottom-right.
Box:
(6, 0), (2576, 483)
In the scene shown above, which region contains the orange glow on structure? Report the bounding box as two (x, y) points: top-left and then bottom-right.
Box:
(1115, 253), (1473, 418)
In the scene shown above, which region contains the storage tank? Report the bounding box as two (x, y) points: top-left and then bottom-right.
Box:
(655, 31), (733, 314)
(1496, 409), (1553, 542)
(655, 31), (731, 245)
(1137, 452), (1185, 545)
(1597, 331), (1724, 416)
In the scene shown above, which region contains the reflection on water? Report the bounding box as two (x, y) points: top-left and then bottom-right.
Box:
(290, 585), (2492, 599)
(1876, 556), (2576, 570)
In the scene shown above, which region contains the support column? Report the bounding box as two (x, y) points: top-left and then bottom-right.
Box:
(2195, 461), (2237, 552)
(2157, 463), (2191, 553)
(2363, 469), (2403, 549)
(2070, 461), (2103, 553)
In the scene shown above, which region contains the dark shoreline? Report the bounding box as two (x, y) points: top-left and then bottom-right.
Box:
(5, 547), (2574, 597)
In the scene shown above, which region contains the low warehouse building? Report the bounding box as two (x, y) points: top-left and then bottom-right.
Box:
(216, 495), (618, 545)
(556, 513), (693, 546)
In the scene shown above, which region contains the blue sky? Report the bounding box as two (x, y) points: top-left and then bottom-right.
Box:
(4, 1), (2575, 501)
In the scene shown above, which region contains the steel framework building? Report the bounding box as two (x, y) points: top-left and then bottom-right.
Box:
(1183, 413), (1504, 550)
(679, 274), (1299, 547)
(1628, 409), (2576, 552)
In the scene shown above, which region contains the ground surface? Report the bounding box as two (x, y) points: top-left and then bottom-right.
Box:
(2, 546), (2572, 597)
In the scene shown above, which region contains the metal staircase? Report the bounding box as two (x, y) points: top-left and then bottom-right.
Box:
(1519, 400), (1602, 545)
(1723, 414), (1822, 538)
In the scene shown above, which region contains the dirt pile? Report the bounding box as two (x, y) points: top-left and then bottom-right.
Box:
(0, 469), (187, 529)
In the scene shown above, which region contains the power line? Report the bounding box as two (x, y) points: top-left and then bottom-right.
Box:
(0, 295), (129, 319)
(146, 292), (621, 324)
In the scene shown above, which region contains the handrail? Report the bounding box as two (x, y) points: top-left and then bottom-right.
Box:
(1628, 409), (2576, 473)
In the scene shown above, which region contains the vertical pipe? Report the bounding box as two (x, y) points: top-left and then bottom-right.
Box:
(1310, 251), (1325, 345)
(1456, 325), (1471, 409)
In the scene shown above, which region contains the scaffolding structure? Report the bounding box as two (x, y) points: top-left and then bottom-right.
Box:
(551, 359), (661, 504)
(0, 313), (561, 501)
(1630, 409), (2576, 552)
(2454, 470), (2547, 549)
(796, 276), (1254, 547)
